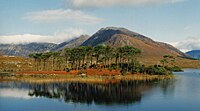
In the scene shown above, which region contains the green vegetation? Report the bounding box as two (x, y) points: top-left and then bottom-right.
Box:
(160, 55), (183, 72)
(28, 45), (182, 75)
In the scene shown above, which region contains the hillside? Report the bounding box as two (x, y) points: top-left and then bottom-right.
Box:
(186, 50), (200, 59)
(0, 35), (89, 57)
(0, 55), (31, 72)
(81, 27), (199, 67)
(1, 27), (199, 68)
(82, 27), (186, 57)
(51, 35), (90, 51)
(0, 27), (186, 58)
(0, 43), (57, 57)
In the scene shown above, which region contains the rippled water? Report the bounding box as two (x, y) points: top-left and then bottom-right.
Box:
(0, 69), (200, 111)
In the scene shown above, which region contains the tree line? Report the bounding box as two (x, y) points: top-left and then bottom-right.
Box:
(29, 45), (141, 72)
(29, 45), (181, 75)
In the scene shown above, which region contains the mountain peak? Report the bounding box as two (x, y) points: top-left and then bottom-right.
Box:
(1, 27), (187, 59)
(100, 27), (128, 31)
(51, 34), (90, 51)
(99, 27), (139, 35)
(82, 27), (151, 46)
(186, 50), (200, 59)
(82, 27), (186, 57)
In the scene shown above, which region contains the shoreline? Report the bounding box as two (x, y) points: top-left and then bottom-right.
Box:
(0, 71), (174, 84)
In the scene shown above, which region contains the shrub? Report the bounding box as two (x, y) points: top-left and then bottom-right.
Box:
(165, 66), (183, 72)
(171, 66), (183, 72)
(110, 63), (117, 70)
(64, 68), (71, 72)
(120, 69), (128, 75)
(145, 65), (171, 75)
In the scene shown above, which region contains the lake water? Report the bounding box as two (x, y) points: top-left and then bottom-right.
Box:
(0, 69), (200, 111)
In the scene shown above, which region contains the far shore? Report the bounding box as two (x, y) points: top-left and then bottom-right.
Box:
(0, 69), (174, 84)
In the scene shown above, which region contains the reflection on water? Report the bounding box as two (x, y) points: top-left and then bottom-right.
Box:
(1, 69), (200, 111)
(0, 80), (174, 105)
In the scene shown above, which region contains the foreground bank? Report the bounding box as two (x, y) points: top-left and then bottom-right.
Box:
(0, 69), (173, 84)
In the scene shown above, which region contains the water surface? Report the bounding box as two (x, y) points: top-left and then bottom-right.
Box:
(0, 69), (200, 111)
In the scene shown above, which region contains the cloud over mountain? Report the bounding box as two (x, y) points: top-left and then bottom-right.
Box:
(66, 0), (184, 8)
(23, 9), (103, 24)
(170, 37), (200, 52)
(0, 28), (85, 44)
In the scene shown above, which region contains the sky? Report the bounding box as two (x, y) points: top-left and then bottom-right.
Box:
(0, 0), (200, 52)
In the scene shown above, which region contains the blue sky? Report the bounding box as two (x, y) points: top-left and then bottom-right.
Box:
(0, 0), (200, 52)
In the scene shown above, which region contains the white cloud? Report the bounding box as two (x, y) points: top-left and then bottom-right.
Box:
(23, 9), (103, 24)
(0, 28), (85, 44)
(66, 0), (184, 8)
(0, 88), (34, 99)
(169, 37), (200, 52)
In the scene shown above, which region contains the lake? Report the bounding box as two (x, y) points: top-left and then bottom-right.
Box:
(0, 69), (200, 111)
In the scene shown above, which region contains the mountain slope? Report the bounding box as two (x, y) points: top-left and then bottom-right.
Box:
(82, 27), (186, 57)
(82, 27), (153, 46)
(0, 43), (57, 57)
(51, 35), (90, 51)
(0, 35), (90, 57)
(186, 50), (200, 59)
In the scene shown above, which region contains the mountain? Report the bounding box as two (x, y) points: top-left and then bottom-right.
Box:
(0, 43), (57, 57)
(186, 50), (200, 59)
(82, 27), (186, 57)
(0, 27), (189, 58)
(0, 35), (90, 57)
(51, 35), (90, 51)
(0, 27), (199, 68)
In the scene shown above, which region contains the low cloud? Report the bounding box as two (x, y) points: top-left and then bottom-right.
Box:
(0, 28), (85, 44)
(23, 9), (103, 24)
(170, 37), (200, 52)
(66, 0), (184, 8)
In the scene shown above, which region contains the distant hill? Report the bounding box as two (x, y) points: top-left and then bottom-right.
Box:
(51, 35), (90, 51)
(186, 50), (200, 59)
(0, 35), (89, 57)
(0, 27), (199, 68)
(0, 27), (187, 59)
(0, 43), (57, 57)
(81, 27), (186, 57)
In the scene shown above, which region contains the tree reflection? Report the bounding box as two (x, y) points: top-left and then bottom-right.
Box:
(26, 80), (161, 105)
(0, 80), (174, 105)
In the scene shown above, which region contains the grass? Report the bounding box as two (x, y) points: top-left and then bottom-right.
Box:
(0, 70), (174, 84)
(139, 55), (200, 68)
(1, 55), (200, 72)
(0, 55), (195, 84)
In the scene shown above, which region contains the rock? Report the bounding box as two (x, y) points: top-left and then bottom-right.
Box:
(80, 73), (87, 77)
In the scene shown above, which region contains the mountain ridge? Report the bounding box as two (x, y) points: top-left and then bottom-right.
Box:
(186, 50), (200, 59)
(81, 27), (186, 57)
(0, 35), (89, 57)
(0, 42), (57, 57)
(82, 27), (155, 46)
(0, 27), (186, 58)
(51, 34), (90, 51)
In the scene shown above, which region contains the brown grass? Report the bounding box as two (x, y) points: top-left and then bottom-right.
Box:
(0, 55), (31, 71)
(139, 56), (200, 68)
(0, 73), (174, 84)
(15, 69), (121, 75)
